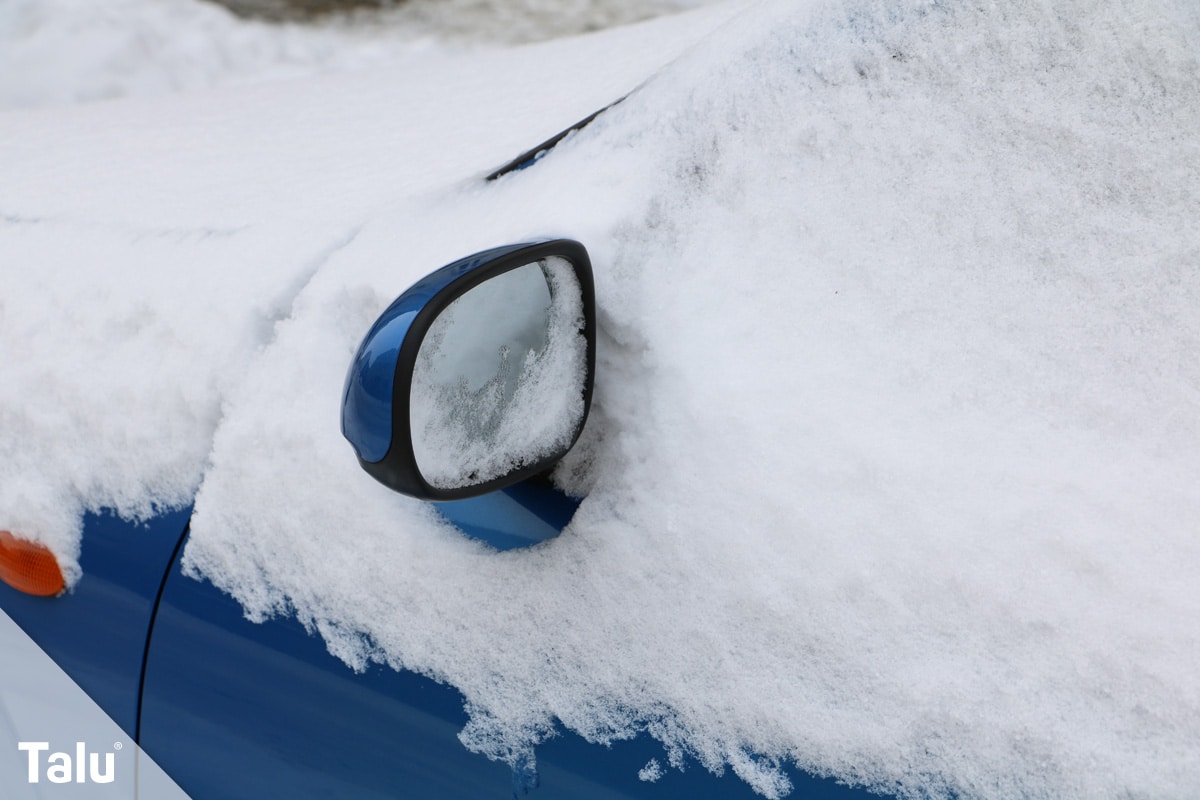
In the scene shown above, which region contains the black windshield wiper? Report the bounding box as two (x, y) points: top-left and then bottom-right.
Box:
(486, 96), (625, 181)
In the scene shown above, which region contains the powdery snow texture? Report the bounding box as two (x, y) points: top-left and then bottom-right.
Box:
(5, 0), (1200, 798)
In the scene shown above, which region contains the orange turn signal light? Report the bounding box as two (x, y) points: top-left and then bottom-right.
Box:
(0, 530), (65, 597)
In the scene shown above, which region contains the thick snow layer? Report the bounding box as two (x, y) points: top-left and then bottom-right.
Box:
(0, 0), (744, 584)
(5, 0), (1200, 797)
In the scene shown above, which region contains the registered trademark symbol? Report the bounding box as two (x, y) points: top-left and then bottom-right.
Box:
(114, 742), (123, 751)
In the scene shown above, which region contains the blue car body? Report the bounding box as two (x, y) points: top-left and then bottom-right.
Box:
(1, 496), (881, 800)
(1, 116), (883, 800)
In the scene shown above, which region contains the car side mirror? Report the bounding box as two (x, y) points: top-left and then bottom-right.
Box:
(341, 240), (596, 501)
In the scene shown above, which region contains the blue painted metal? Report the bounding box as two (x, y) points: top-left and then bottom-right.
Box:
(140, 533), (882, 799)
(341, 242), (533, 463)
(139, 492), (886, 800)
(0, 498), (889, 799)
(0, 506), (192, 739)
(0, 474), (886, 800)
(341, 308), (419, 462)
(436, 479), (581, 551)
(141, 554), (513, 800)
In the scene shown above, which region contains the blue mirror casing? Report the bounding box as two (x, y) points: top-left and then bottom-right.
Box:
(341, 239), (595, 501)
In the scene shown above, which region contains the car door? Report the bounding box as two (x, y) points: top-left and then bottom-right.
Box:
(137, 497), (876, 800)
(137, 240), (881, 800)
(0, 507), (192, 742)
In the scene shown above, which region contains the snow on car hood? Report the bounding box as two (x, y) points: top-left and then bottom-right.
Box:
(8, 0), (1200, 797)
(0, 0), (715, 110)
(0, 0), (743, 575)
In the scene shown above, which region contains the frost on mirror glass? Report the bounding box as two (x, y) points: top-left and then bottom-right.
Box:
(410, 257), (586, 489)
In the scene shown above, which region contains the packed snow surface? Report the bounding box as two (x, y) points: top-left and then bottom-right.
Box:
(3, 0), (1200, 798)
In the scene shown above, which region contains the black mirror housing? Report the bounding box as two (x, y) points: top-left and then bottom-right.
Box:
(341, 240), (596, 501)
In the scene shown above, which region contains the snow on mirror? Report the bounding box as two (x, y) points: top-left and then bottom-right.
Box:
(409, 257), (587, 489)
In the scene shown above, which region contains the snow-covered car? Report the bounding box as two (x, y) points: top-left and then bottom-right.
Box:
(3, 0), (1199, 798)
(0, 228), (873, 800)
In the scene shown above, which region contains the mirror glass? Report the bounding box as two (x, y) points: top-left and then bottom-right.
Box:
(409, 257), (587, 489)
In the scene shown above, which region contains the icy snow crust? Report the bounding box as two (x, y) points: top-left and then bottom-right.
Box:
(5, 0), (1200, 797)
